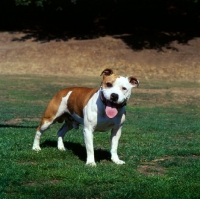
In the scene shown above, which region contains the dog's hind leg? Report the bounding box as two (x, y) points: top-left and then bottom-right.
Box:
(57, 120), (73, 151)
(32, 120), (53, 151)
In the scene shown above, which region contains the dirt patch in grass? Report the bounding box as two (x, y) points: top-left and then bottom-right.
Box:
(3, 117), (40, 124)
(137, 155), (200, 176)
(23, 180), (61, 187)
(137, 165), (166, 176)
(137, 157), (169, 176)
(18, 161), (37, 165)
(25, 117), (41, 122)
(4, 118), (23, 125)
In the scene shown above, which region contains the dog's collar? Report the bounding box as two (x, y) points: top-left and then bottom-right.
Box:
(100, 87), (127, 109)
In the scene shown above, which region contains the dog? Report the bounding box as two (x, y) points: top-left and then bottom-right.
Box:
(32, 68), (139, 166)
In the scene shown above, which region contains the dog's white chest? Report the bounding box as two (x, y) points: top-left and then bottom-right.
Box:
(83, 92), (126, 132)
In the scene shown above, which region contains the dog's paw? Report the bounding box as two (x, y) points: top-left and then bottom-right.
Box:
(58, 146), (66, 151)
(32, 146), (41, 151)
(112, 158), (125, 165)
(86, 162), (97, 167)
(57, 138), (66, 151)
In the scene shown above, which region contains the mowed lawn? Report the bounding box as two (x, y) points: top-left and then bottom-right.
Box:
(0, 74), (200, 199)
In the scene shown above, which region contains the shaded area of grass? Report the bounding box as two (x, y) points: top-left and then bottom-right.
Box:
(0, 75), (200, 198)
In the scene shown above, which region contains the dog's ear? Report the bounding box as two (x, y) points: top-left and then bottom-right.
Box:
(128, 76), (139, 87)
(100, 68), (113, 76)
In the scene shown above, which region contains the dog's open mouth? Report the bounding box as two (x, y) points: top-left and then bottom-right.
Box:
(105, 101), (119, 118)
(101, 91), (127, 118)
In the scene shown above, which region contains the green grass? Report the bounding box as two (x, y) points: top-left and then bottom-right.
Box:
(0, 74), (200, 199)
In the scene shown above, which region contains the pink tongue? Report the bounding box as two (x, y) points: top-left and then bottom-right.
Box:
(105, 105), (118, 118)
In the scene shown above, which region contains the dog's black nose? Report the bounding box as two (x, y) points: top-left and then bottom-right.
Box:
(110, 93), (119, 101)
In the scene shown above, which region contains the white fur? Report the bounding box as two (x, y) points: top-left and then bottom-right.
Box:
(56, 91), (72, 117)
(32, 131), (42, 151)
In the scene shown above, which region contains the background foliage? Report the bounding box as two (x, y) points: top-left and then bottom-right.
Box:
(1, 0), (200, 34)
(14, 0), (199, 7)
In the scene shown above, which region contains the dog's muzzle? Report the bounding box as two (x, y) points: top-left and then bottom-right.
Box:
(100, 91), (127, 110)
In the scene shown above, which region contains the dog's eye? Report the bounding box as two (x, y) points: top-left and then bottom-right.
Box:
(122, 87), (127, 91)
(106, 83), (113, 87)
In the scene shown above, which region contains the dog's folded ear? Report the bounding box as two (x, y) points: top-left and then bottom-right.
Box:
(128, 76), (139, 87)
(100, 68), (113, 76)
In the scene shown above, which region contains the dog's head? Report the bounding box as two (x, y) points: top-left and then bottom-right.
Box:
(100, 68), (139, 118)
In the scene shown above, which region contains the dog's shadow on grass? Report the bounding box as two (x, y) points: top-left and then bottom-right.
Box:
(41, 140), (111, 163)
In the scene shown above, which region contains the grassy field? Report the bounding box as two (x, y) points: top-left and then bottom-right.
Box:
(0, 75), (200, 199)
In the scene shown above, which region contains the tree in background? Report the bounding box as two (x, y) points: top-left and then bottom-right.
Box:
(15, 0), (77, 7)
(1, 0), (199, 34)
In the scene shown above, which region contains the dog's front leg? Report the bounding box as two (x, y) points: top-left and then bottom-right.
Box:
(110, 127), (125, 165)
(83, 127), (96, 166)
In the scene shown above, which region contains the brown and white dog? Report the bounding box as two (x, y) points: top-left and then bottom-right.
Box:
(32, 69), (139, 166)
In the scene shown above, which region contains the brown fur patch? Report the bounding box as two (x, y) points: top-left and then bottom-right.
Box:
(67, 87), (98, 118)
(40, 89), (70, 125)
(101, 74), (120, 88)
(40, 87), (98, 126)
